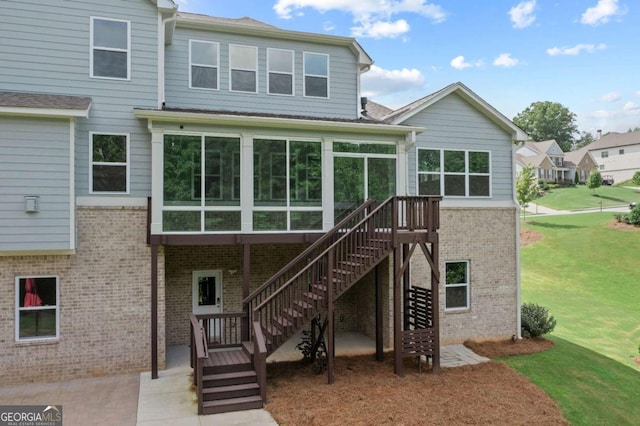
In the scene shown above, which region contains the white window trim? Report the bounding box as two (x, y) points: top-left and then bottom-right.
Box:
(189, 39), (219, 91)
(444, 261), (470, 312)
(303, 52), (330, 99)
(267, 48), (295, 96)
(15, 275), (60, 342)
(90, 16), (131, 81)
(601, 151), (608, 158)
(229, 44), (258, 94)
(89, 132), (131, 195)
(416, 148), (492, 198)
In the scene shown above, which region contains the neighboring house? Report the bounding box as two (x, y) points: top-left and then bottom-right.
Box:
(587, 131), (640, 183)
(1, 1), (524, 414)
(563, 147), (598, 184)
(516, 140), (573, 183)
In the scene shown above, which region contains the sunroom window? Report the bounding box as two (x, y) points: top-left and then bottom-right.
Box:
(254, 139), (322, 231)
(163, 135), (241, 232)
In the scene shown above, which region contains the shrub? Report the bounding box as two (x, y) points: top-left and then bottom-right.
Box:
(628, 205), (640, 225)
(632, 171), (640, 186)
(521, 303), (557, 338)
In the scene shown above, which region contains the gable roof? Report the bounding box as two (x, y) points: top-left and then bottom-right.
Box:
(176, 12), (373, 71)
(0, 91), (92, 118)
(563, 146), (592, 164)
(383, 82), (528, 141)
(364, 100), (394, 121)
(526, 139), (563, 155)
(516, 153), (549, 168)
(586, 131), (640, 150)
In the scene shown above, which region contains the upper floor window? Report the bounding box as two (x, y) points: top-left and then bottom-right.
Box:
(417, 149), (490, 197)
(599, 164), (605, 170)
(304, 52), (329, 98)
(619, 149), (625, 155)
(90, 17), (130, 80)
(230, 44), (257, 93)
(16, 276), (59, 341)
(90, 133), (129, 193)
(601, 151), (608, 158)
(190, 40), (219, 90)
(268, 48), (294, 96)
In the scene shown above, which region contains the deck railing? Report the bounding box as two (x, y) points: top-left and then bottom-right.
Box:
(243, 199), (377, 340)
(193, 312), (247, 349)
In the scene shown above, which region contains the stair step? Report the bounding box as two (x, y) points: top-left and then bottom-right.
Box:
(310, 283), (327, 292)
(271, 315), (293, 331)
(338, 260), (364, 268)
(292, 299), (314, 313)
(262, 323), (284, 340)
(242, 341), (254, 357)
(202, 382), (260, 401)
(282, 307), (304, 321)
(203, 370), (257, 387)
(202, 395), (263, 415)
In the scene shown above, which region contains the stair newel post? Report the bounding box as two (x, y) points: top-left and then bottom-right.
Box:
(327, 248), (335, 384)
(393, 243), (404, 377)
(392, 196), (398, 247)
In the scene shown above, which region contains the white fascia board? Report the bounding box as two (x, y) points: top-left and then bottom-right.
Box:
(0, 106), (91, 118)
(133, 109), (423, 136)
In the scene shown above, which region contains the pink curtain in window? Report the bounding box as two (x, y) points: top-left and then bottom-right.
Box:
(24, 278), (42, 307)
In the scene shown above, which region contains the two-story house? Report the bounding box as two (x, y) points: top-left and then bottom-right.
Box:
(1, 0), (525, 414)
(587, 130), (640, 183)
(516, 139), (596, 184)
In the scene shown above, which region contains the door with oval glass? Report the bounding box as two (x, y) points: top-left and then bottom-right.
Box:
(192, 270), (222, 342)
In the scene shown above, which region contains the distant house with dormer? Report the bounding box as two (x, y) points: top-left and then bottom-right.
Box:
(516, 139), (597, 184)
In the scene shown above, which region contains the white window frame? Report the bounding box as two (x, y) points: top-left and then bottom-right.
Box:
(90, 16), (131, 80)
(15, 276), (60, 342)
(267, 48), (294, 96)
(229, 44), (258, 93)
(189, 40), (219, 90)
(444, 261), (469, 311)
(601, 151), (608, 158)
(416, 148), (492, 198)
(89, 132), (130, 194)
(303, 52), (329, 98)
(599, 164), (605, 170)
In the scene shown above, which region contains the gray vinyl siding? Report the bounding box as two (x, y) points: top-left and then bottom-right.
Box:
(0, 117), (72, 251)
(404, 93), (514, 200)
(0, 0), (159, 198)
(165, 27), (359, 119)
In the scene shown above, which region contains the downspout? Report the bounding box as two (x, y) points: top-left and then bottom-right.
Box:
(513, 139), (524, 339)
(158, 13), (178, 108)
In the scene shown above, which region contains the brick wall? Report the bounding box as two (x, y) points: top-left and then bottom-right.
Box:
(410, 207), (519, 344)
(0, 206), (165, 385)
(164, 244), (307, 346)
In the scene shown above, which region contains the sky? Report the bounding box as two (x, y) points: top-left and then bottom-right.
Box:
(174, 0), (640, 136)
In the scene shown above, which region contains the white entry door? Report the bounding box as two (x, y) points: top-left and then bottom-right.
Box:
(192, 271), (223, 342)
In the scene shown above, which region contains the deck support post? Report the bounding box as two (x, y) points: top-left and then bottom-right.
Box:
(402, 244), (410, 330)
(393, 245), (404, 377)
(327, 252), (335, 384)
(151, 243), (159, 380)
(242, 244), (251, 342)
(431, 234), (441, 374)
(375, 263), (383, 362)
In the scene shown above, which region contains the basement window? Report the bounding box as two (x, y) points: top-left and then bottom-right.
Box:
(445, 261), (469, 311)
(16, 276), (59, 341)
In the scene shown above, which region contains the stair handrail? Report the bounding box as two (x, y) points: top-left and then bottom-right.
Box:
(253, 196), (396, 318)
(190, 314), (209, 415)
(252, 321), (268, 402)
(243, 198), (377, 305)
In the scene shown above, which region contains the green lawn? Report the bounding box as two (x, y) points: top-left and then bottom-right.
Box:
(502, 336), (640, 426)
(521, 213), (640, 369)
(533, 184), (640, 210)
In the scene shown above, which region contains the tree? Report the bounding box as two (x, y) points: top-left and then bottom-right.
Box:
(574, 131), (595, 150)
(516, 164), (539, 220)
(587, 169), (602, 193)
(513, 101), (578, 152)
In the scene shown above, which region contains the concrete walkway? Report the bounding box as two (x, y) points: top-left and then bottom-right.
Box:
(0, 338), (489, 425)
(526, 202), (630, 216)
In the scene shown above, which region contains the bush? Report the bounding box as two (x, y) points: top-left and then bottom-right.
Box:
(617, 205), (640, 226)
(521, 303), (557, 338)
(632, 171), (640, 186)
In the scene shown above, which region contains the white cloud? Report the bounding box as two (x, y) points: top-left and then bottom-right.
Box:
(623, 101), (640, 112)
(636, 90), (640, 97)
(352, 19), (410, 39)
(273, 0), (446, 38)
(450, 55), (484, 70)
(600, 92), (621, 102)
(581, 0), (625, 25)
(361, 65), (425, 98)
(546, 43), (606, 56)
(323, 21), (335, 32)
(493, 53), (520, 68)
(508, 1), (536, 29)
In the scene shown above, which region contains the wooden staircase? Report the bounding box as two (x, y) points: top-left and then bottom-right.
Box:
(190, 196), (441, 415)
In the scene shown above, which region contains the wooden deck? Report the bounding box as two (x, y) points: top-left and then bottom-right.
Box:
(205, 349), (250, 368)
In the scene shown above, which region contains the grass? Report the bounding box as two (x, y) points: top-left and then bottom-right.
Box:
(521, 212), (640, 368)
(501, 336), (640, 426)
(533, 184), (640, 210)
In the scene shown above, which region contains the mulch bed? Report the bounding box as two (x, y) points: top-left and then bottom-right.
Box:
(265, 338), (566, 425)
(520, 227), (543, 245)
